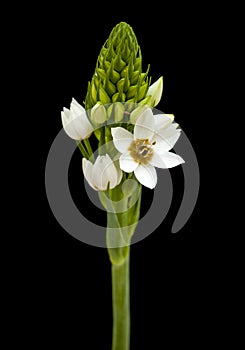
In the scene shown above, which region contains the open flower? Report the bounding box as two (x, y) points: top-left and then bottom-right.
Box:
(111, 108), (184, 189)
(61, 98), (93, 140)
(82, 154), (122, 191)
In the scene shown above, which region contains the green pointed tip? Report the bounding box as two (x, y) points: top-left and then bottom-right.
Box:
(85, 22), (151, 109)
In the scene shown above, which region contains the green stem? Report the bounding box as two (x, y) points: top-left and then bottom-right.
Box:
(111, 254), (130, 350)
(76, 141), (89, 158)
(84, 138), (94, 161)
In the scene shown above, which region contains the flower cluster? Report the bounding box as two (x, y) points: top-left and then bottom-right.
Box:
(61, 22), (184, 191)
(61, 99), (184, 189)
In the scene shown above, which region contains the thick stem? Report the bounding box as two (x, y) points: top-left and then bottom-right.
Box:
(111, 254), (130, 350)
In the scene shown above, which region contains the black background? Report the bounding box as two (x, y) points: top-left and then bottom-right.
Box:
(23, 6), (219, 349)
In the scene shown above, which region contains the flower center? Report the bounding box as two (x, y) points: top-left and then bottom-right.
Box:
(128, 139), (154, 165)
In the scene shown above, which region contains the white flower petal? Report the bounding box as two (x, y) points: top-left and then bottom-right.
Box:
(61, 111), (68, 127)
(104, 154), (120, 189)
(70, 114), (93, 139)
(61, 112), (82, 140)
(152, 124), (181, 151)
(153, 130), (181, 152)
(82, 158), (97, 190)
(70, 98), (85, 116)
(111, 127), (133, 153)
(63, 107), (71, 121)
(154, 113), (174, 129)
(150, 151), (185, 169)
(92, 156), (108, 190)
(134, 164), (157, 189)
(91, 155), (119, 190)
(134, 108), (155, 141)
(146, 76), (163, 107)
(119, 153), (139, 173)
(61, 99), (93, 140)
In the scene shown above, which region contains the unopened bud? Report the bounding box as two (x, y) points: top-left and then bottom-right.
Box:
(91, 80), (98, 104)
(96, 68), (106, 80)
(130, 70), (140, 84)
(114, 102), (125, 123)
(114, 52), (126, 72)
(99, 86), (111, 104)
(137, 82), (149, 101)
(138, 95), (152, 106)
(108, 102), (124, 123)
(112, 92), (126, 102)
(126, 85), (138, 99)
(105, 76), (117, 95)
(91, 102), (107, 124)
(146, 76), (163, 107)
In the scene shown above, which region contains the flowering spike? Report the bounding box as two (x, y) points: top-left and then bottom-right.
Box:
(85, 22), (152, 112)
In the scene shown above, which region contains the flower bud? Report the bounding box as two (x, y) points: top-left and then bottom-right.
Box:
(99, 86), (111, 104)
(138, 95), (152, 106)
(112, 92), (126, 103)
(137, 82), (149, 101)
(91, 80), (98, 104)
(108, 102), (125, 123)
(91, 102), (107, 124)
(146, 76), (163, 107)
(85, 22), (151, 109)
(126, 85), (138, 99)
(108, 62), (121, 83)
(61, 98), (93, 140)
(96, 68), (106, 80)
(105, 75), (117, 95)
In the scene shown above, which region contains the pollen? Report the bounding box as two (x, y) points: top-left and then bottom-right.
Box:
(128, 139), (154, 165)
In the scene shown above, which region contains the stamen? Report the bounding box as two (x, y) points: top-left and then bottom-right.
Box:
(128, 138), (154, 165)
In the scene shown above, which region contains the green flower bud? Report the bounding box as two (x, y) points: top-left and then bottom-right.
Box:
(91, 102), (107, 124)
(108, 61), (121, 83)
(138, 95), (152, 106)
(146, 76), (163, 107)
(99, 86), (111, 104)
(130, 71), (140, 85)
(105, 75), (117, 96)
(126, 85), (138, 99)
(96, 68), (106, 80)
(109, 102), (125, 123)
(112, 92), (126, 103)
(85, 22), (152, 110)
(137, 81), (149, 101)
(91, 80), (98, 104)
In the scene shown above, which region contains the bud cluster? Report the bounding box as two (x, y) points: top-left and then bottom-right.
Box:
(85, 22), (151, 111)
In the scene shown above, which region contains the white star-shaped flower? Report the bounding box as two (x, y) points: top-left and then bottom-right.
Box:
(61, 98), (93, 140)
(111, 108), (185, 189)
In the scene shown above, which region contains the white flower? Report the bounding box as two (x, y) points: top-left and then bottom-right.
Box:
(111, 108), (184, 189)
(82, 154), (122, 191)
(61, 98), (93, 140)
(146, 76), (163, 107)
